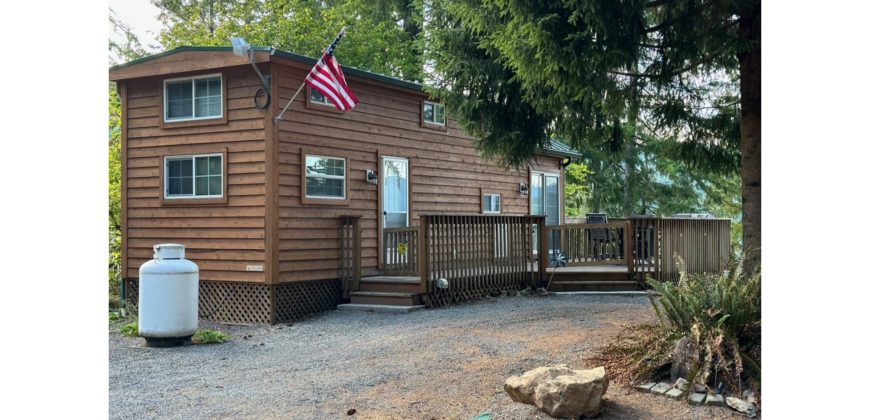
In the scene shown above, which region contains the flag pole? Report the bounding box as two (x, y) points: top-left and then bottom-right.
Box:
(274, 27), (348, 125)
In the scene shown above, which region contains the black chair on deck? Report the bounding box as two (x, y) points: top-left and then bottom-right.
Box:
(586, 213), (612, 260)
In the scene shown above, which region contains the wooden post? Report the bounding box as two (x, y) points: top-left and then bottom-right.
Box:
(352, 217), (362, 293)
(538, 217), (549, 287)
(418, 216), (430, 294)
(625, 220), (635, 282)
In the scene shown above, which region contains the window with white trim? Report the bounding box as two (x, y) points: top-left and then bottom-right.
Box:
(422, 101), (446, 125)
(305, 155), (346, 199)
(164, 74), (222, 121)
(483, 193), (502, 213)
(164, 154), (223, 198)
(310, 89), (333, 106)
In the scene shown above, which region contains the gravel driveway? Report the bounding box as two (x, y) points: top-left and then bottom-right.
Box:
(110, 293), (738, 419)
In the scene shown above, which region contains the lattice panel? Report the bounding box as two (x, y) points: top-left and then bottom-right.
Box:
(423, 272), (526, 309)
(275, 279), (343, 323)
(199, 281), (272, 324)
(124, 278), (139, 309)
(124, 278), (344, 324)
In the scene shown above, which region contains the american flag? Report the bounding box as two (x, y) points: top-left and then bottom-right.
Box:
(305, 47), (358, 111)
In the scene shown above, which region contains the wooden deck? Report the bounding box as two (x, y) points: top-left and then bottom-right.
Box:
(341, 215), (730, 305)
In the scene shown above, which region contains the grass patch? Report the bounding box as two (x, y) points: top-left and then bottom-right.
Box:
(192, 329), (229, 344)
(120, 322), (138, 337)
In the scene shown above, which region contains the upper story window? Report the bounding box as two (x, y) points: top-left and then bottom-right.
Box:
(310, 89), (332, 106)
(422, 101), (446, 126)
(164, 154), (223, 198)
(483, 193), (502, 214)
(305, 155), (346, 199)
(164, 74), (223, 122)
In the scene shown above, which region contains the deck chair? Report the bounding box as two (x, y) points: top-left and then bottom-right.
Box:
(586, 213), (612, 260)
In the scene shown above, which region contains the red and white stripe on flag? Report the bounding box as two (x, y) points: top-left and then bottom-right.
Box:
(305, 52), (358, 111)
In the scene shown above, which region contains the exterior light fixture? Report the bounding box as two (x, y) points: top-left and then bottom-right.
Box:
(519, 183), (529, 196)
(231, 37), (271, 109)
(366, 170), (378, 185)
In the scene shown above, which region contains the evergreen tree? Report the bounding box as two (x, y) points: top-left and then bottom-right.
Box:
(425, 0), (759, 270)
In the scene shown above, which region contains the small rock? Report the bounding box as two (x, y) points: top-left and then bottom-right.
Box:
(346, 408), (356, 416)
(650, 382), (672, 395)
(743, 390), (757, 404)
(693, 383), (706, 393)
(674, 378), (689, 391)
(670, 336), (699, 381)
(705, 394), (725, 407)
(665, 388), (683, 399)
(726, 396), (757, 417)
(688, 393), (706, 406)
(635, 382), (657, 393)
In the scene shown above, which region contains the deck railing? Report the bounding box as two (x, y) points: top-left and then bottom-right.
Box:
(339, 216), (362, 299)
(383, 227), (419, 275)
(545, 222), (629, 266)
(418, 214), (545, 306)
(655, 218), (731, 282)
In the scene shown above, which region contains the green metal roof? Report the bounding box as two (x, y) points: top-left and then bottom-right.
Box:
(109, 46), (424, 91)
(540, 139), (582, 159)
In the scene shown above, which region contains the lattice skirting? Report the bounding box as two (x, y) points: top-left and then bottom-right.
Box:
(423, 271), (530, 308)
(275, 279), (343, 323)
(123, 278), (343, 324)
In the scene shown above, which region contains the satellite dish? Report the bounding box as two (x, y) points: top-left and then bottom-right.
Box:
(231, 37), (251, 58)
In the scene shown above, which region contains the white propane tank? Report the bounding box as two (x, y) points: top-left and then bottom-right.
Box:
(138, 243), (199, 347)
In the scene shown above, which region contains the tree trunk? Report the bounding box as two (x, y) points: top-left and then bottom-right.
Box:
(738, 3), (761, 273)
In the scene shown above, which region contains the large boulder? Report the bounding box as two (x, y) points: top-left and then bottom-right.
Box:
(504, 365), (576, 404)
(533, 367), (609, 418)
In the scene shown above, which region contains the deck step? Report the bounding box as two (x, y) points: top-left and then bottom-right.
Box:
(358, 276), (422, 293)
(549, 280), (639, 292)
(349, 291), (422, 306)
(337, 304), (424, 313)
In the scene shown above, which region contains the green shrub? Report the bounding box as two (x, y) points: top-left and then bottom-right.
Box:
(192, 329), (229, 344)
(120, 322), (138, 337)
(591, 256), (761, 396)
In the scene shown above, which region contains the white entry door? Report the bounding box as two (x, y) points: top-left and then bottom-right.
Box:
(382, 157), (409, 228)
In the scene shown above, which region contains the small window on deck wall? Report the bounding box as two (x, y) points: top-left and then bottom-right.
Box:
(164, 74), (222, 122)
(304, 155), (347, 199)
(164, 154), (223, 198)
(483, 193), (502, 214)
(422, 101), (446, 127)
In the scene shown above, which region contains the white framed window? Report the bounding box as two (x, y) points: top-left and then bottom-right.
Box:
(305, 155), (346, 199)
(164, 73), (223, 122)
(164, 153), (223, 198)
(310, 89), (332, 106)
(483, 193), (502, 214)
(422, 101), (446, 125)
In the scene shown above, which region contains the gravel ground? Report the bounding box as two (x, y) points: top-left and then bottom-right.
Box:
(110, 293), (741, 419)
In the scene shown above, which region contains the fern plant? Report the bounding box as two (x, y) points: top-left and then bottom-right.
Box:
(592, 255), (761, 397)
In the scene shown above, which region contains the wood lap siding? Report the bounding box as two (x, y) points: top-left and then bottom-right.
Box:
(274, 62), (562, 283)
(124, 65), (268, 283)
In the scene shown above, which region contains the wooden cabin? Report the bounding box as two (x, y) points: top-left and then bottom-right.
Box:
(110, 47), (732, 324)
(109, 46), (583, 324)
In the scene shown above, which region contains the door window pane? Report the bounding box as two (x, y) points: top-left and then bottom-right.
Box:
(383, 158), (409, 227)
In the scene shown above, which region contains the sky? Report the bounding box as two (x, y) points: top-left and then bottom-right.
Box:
(109, 0), (163, 61)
